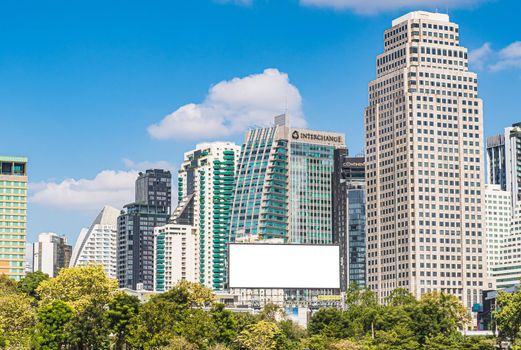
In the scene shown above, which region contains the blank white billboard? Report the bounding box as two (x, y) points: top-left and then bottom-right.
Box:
(228, 244), (340, 289)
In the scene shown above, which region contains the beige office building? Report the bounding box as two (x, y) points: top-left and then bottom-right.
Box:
(365, 11), (487, 309)
(0, 156), (28, 280)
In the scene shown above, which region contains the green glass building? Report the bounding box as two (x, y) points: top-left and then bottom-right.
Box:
(229, 115), (345, 244)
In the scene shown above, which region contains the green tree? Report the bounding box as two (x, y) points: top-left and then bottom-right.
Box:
(66, 303), (111, 350)
(278, 319), (307, 350)
(494, 288), (521, 344)
(331, 339), (363, 350)
(411, 292), (470, 344)
(384, 288), (416, 307)
(0, 290), (36, 349)
(159, 336), (197, 350)
(156, 280), (215, 308)
(210, 303), (237, 345)
(128, 298), (180, 348)
(308, 308), (349, 339)
(234, 311), (260, 333)
(0, 274), (17, 295)
(107, 292), (140, 350)
(343, 284), (381, 340)
(300, 334), (335, 350)
(17, 271), (49, 300)
(259, 303), (285, 322)
(33, 300), (73, 350)
(235, 320), (286, 350)
(178, 308), (217, 349)
(36, 265), (118, 312)
(129, 281), (218, 349)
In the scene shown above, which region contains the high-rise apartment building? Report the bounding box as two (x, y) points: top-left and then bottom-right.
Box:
(177, 142), (240, 290)
(365, 11), (487, 308)
(33, 232), (71, 278)
(70, 206), (119, 279)
(229, 115), (345, 244)
(493, 203), (521, 289)
(333, 150), (366, 289)
(117, 169), (171, 290)
(153, 224), (197, 292)
(486, 123), (521, 211)
(484, 185), (511, 276)
(0, 156), (28, 280)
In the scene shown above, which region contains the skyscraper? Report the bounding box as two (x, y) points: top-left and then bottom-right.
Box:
(486, 123), (521, 211)
(229, 115), (346, 244)
(70, 206), (119, 279)
(365, 11), (486, 308)
(177, 142), (240, 290)
(33, 232), (71, 278)
(333, 150), (366, 289)
(0, 156), (28, 280)
(117, 169), (171, 290)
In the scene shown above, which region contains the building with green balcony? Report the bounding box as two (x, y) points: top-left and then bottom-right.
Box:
(0, 156), (28, 281)
(177, 142), (240, 291)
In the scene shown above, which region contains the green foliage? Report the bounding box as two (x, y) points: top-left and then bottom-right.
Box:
(278, 319), (307, 349)
(0, 268), (498, 350)
(235, 320), (286, 350)
(234, 310), (260, 333)
(308, 308), (350, 339)
(210, 303), (238, 345)
(494, 288), (521, 344)
(410, 291), (470, 344)
(0, 274), (17, 295)
(260, 303), (285, 322)
(0, 290), (36, 349)
(17, 271), (49, 300)
(128, 281), (217, 349)
(107, 292), (140, 349)
(159, 336), (198, 350)
(33, 300), (73, 350)
(66, 303), (111, 350)
(36, 264), (118, 312)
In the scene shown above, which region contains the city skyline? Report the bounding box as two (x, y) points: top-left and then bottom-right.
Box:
(2, 0), (520, 244)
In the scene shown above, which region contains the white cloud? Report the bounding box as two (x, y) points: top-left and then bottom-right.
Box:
(490, 41), (521, 71)
(298, 0), (483, 14)
(469, 41), (521, 72)
(122, 158), (176, 172)
(30, 170), (138, 211)
(469, 42), (492, 70)
(148, 68), (305, 140)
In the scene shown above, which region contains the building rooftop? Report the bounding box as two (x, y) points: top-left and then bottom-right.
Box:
(392, 11), (449, 26)
(0, 156), (28, 163)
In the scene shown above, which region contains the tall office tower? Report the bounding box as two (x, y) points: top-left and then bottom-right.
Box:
(177, 142), (240, 290)
(229, 115), (345, 244)
(486, 123), (521, 210)
(117, 170), (172, 291)
(70, 206), (119, 279)
(33, 232), (72, 278)
(0, 156), (27, 280)
(333, 149), (367, 289)
(365, 11), (486, 308)
(153, 224), (198, 292)
(484, 185), (511, 277)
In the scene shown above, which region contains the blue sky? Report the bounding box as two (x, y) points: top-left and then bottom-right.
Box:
(1, 0), (520, 245)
